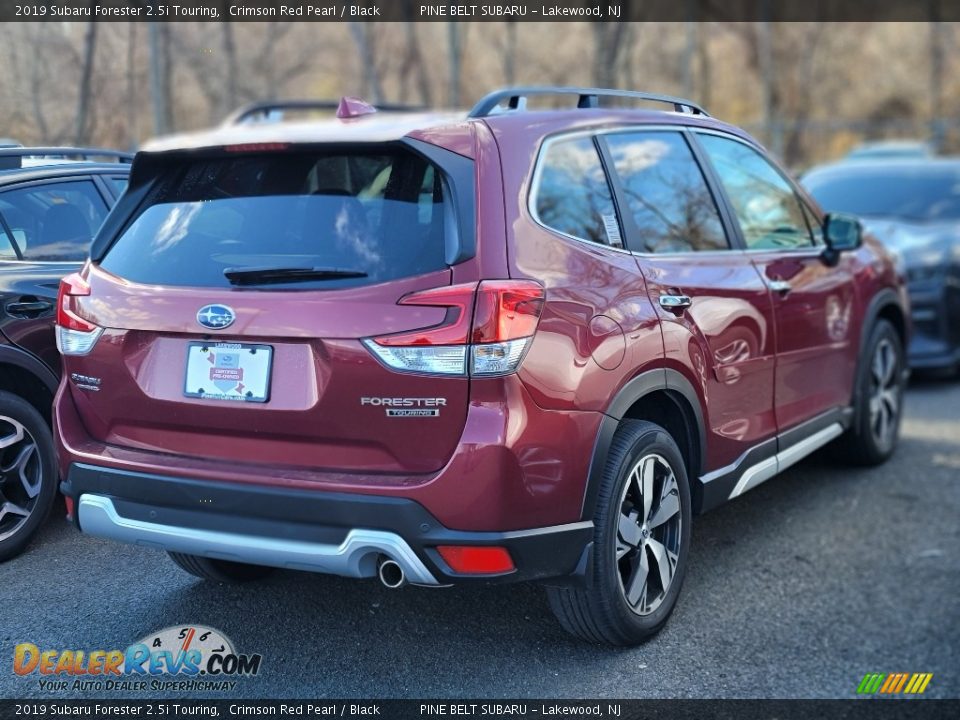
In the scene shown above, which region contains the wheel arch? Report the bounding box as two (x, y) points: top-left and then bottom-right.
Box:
(0, 344), (58, 424)
(580, 368), (707, 521)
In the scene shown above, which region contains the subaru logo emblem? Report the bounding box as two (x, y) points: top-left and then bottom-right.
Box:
(196, 304), (235, 330)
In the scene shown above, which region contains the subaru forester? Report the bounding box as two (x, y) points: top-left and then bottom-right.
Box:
(54, 89), (908, 645)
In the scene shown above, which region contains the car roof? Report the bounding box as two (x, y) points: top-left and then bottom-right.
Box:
(849, 139), (931, 151)
(804, 157), (960, 182)
(0, 163), (131, 186)
(140, 106), (757, 158)
(141, 111), (471, 152)
(480, 107), (755, 140)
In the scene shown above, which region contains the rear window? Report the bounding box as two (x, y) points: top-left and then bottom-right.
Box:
(100, 148), (449, 289)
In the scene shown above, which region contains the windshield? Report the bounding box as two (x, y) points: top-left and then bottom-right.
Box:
(804, 166), (960, 222)
(100, 148), (449, 289)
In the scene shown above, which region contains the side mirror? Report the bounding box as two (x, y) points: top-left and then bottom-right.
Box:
(823, 213), (862, 262)
(822, 213), (863, 265)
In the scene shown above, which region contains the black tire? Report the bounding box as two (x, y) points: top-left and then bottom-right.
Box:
(845, 319), (905, 466)
(547, 420), (692, 646)
(0, 391), (57, 562)
(168, 552), (274, 583)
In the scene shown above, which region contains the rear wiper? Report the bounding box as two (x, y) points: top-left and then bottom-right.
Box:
(223, 266), (368, 285)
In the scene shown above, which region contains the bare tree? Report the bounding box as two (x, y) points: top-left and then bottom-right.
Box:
(147, 23), (172, 134)
(929, 2), (947, 148)
(222, 21), (239, 113)
(695, 22), (712, 108)
(398, 2), (431, 106)
(592, 23), (629, 88)
(350, 23), (384, 102)
(74, 21), (98, 144)
(125, 23), (138, 148)
(503, 22), (518, 85)
(448, 23), (463, 105)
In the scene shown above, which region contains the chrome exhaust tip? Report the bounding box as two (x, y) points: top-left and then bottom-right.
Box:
(377, 557), (407, 589)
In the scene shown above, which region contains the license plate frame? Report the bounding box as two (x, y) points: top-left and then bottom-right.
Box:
(183, 342), (273, 403)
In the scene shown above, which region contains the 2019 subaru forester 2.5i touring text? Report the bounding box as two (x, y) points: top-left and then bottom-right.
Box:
(54, 89), (908, 645)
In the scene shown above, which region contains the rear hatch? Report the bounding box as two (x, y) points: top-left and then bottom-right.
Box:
(60, 144), (472, 478)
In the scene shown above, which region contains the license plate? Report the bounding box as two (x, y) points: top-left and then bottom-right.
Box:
(184, 342), (273, 403)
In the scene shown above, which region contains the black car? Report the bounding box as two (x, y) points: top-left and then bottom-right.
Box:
(0, 147), (131, 560)
(803, 158), (960, 375)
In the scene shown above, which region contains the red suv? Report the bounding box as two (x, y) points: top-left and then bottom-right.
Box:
(54, 89), (908, 645)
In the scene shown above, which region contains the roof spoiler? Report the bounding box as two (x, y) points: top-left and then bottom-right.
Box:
(223, 98), (425, 125)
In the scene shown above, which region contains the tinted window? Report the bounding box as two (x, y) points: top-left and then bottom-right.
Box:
(699, 134), (814, 250)
(534, 137), (621, 246)
(100, 149), (449, 289)
(606, 132), (728, 253)
(0, 180), (109, 261)
(803, 166), (960, 222)
(109, 176), (129, 195)
(0, 226), (19, 259)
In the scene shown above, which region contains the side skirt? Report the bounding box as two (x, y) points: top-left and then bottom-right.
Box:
(697, 408), (852, 513)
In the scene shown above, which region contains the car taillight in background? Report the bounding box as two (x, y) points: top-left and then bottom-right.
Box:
(364, 280), (545, 377)
(56, 272), (103, 356)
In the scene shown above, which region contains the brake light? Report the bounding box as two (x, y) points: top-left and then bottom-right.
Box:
(471, 281), (545, 376)
(472, 282), (545, 343)
(436, 546), (515, 575)
(373, 283), (476, 346)
(364, 280), (544, 377)
(223, 142), (289, 152)
(56, 273), (103, 356)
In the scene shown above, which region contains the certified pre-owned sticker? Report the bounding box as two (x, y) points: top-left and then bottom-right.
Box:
(361, 397), (445, 417)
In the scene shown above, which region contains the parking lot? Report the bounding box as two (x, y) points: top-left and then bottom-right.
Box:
(2, 376), (958, 700)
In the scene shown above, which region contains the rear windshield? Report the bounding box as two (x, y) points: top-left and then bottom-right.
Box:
(804, 166), (960, 222)
(100, 148), (449, 289)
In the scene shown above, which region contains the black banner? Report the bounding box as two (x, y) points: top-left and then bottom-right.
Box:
(1, 700), (959, 720)
(3, 0), (960, 23)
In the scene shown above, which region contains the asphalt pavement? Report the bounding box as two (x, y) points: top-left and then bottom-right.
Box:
(2, 377), (958, 700)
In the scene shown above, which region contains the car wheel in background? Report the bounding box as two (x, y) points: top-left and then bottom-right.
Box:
(0, 391), (57, 562)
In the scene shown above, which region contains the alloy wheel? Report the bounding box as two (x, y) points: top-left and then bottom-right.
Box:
(615, 453), (683, 616)
(869, 338), (900, 449)
(0, 416), (42, 542)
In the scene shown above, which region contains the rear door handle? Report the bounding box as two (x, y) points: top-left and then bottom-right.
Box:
(5, 299), (53, 317)
(659, 294), (692, 312)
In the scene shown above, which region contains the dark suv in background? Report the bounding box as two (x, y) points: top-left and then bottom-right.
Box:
(804, 158), (960, 375)
(55, 89), (908, 645)
(0, 147), (130, 560)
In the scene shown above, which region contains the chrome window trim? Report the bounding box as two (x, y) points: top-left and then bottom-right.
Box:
(526, 129), (633, 254)
(527, 124), (752, 259)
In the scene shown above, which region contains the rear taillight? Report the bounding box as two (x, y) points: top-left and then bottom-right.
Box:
(470, 281), (545, 375)
(363, 280), (545, 377)
(56, 273), (103, 356)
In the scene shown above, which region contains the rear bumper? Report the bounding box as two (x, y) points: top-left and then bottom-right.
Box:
(62, 463), (594, 586)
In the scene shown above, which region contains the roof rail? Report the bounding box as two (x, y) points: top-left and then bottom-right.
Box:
(224, 99), (425, 125)
(468, 86), (710, 118)
(0, 147), (134, 170)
